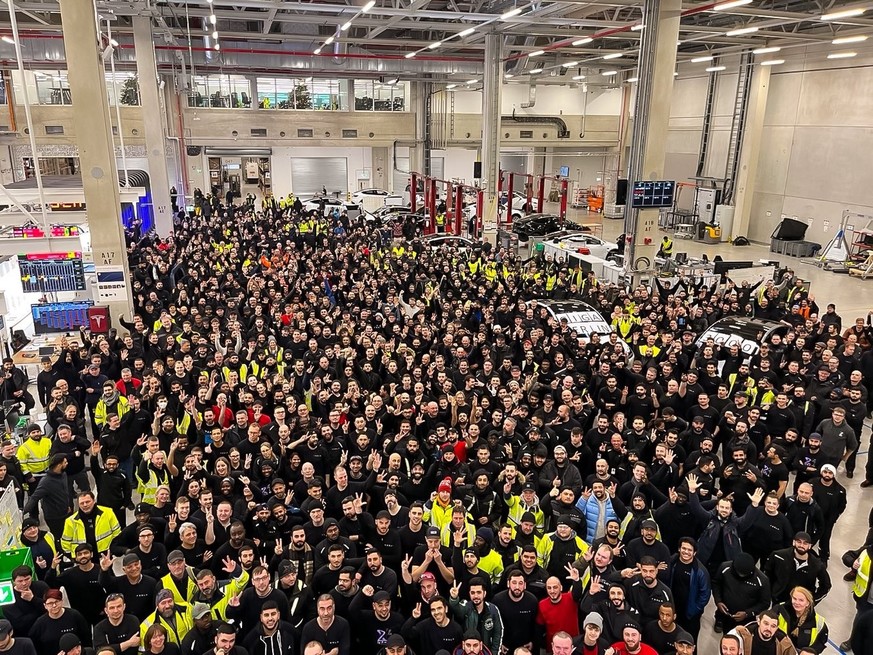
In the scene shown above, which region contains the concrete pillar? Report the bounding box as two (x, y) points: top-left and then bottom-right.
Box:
(481, 32), (503, 238)
(730, 65), (770, 240)
(410, 82), (427, 175)
(622, 0), (681, 272)
(133, 16), (173, 235)
(60, 0), (133, 318)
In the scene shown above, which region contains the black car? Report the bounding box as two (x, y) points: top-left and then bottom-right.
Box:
(512, 214), (582, 240)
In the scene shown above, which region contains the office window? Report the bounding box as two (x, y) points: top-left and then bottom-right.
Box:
(106, 72), (140, 106)
(32, 70), (72, 105)
(354, 80), (407, 111)
(256, 77), (347, 110)
(188, 74), (251, 108)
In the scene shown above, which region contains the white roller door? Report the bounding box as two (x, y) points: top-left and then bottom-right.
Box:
(430, 157), (444, 180)
(290, 157), (348, 196)
(393, 156), (410, 194)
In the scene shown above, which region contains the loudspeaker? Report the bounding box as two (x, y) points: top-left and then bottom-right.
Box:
(473, 161), (482, 179)
(616, 179), (628, 205)
(772, 218), (808, 240)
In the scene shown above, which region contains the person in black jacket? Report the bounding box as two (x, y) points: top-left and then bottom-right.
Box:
(99, 552), (158, 621)
(92, 593), (141, 654)
(711, 553), (771, 633)
(22, 455), (71, 542)
(3, 566), (47, 637)
(349, 588), (406, 655)
(29, 589), (92, 654)
(90, 443), (134, 529)
(243, 600), (296, 655)
(50, 424), (91, 497)
(763, 532), (831, 604)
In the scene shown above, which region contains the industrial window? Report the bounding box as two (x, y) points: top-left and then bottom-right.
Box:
(188, 74), (251, 109)
(290, 157), (348, 196)
(297, 128), (314, 137)
(342, 129), (358, 138)
(11, 70), (73, 105)
(256, 77), (347, 110)
(519, 130), (534, 139)
(44, 125), (64, 135)
(250, 128), (268, 137)
(354, 80), (408, 111)
(106, 72), (140, 106)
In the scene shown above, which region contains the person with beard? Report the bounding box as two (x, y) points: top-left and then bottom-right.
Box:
(809, 464), (846, 563)
(728, 609), (796, 655)
(791, 434), (826, 494)
(45, 543), (106, 626)
(654, 487), (696, 553)
(581, 584), (641, 646)
(464, 471), (502, 529)
(616, 494), (654, 546)
(535, 575), (584, 643)
(720, 447), (765, 516)
(622, 557), (673, 625)
(590, 520), (627, 572)
(329, 567), (360, 617)
(226, 566), (290, 638)
(764, 532), (831, 604)
(492, 571), (539, 654)
(242, 601), (296, 655)
(608, 621), (657, 655)
(686, 474), (745, 576)
(572, 544), (623, 604)
(349, 589), (405, 655)
(739, 489), (794, 567)
(667, 538), (711, 641)
(537, 517), (589, 586)
(178, 603), (216, 655)
(501, 546), (549, 600)
(712, 554), (771, 633)
(624, 520), (671, 579)
(275, 561), (316, 636)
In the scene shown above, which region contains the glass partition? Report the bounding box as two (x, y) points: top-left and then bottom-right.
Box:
(256, 77), (347, 110)
(188, 74), (251, 108)
(106, 72), (140, 106)
(34, 70), (72, 105)
(354, 80), (408, 111)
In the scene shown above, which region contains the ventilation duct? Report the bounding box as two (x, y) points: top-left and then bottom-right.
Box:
(204, 147), (273, 156)
(520, 81), (536, 109)
(502, 110), (570, 138)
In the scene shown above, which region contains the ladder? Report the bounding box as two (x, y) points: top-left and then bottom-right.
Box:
(723, 52), (754, 204)
(696, 71), (718, 177)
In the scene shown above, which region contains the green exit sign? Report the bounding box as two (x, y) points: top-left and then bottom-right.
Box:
(0, 580), (14, 605)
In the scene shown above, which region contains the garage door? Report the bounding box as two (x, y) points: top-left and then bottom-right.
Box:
(430, 157), (444, 180)
(290, 157), (348, 196)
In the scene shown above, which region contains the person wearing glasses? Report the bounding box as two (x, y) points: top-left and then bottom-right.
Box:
(28, 588), (91, 655)
(93, 593), (141, 654)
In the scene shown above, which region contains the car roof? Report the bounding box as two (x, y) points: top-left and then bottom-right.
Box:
(535, 299), (600, 314)
(700, 317), (784, 340)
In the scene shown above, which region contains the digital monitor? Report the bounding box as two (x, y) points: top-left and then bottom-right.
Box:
(559, 166), (570, 177)
(18, 252), (86, 293)
(631, 180), (676, 208)
(31, 301), (93, 334)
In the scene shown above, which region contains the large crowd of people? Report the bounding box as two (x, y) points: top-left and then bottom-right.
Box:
(1, 195), (872, 655)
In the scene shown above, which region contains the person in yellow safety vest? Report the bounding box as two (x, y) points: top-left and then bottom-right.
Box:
(17, 424), (52, 486)
(190, 560), (250, 621)
(440, 506), (476, 548)
(137, 444), (177, 505)
(468, 255), (483, 276)
(391, 243), (406, 259)
(658, 236), (674, 257)
(60, 491), (121, 556)
(484, 260), (498, 282)
(775, 586), (828, 654)
(140, 588), (194, 648)
(846, 547), (873, 652)
(94, 380), (130, 430)
(423, 478), (456, 530)
(503, 481), (545, 533)
(535, 518), (589, 575)
(159, 549), (200, 604)
(435, 212), (446, 233)
(612, 311), (640, 342)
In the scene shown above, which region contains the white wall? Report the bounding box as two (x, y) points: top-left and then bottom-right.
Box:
(448, 83), (624, 117)
(433, 148), (478, 184)
(271, 146), (373, 195)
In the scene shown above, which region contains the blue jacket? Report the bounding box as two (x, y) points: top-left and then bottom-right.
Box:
(668, 554), (711, 618)
(575, 494), (619, 544)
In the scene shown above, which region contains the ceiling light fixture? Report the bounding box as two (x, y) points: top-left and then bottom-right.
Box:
(501, 7), (523, 19)
(627, 76), (639, 82)
(530, 67), (543, 73)
(572, 74), (586, 80)
(214, 43), (220, 50)
(1, 36), (14, 44)
(760, 59), (784, 65)
(603, 52), (623, 59)
(341, 21), (352, 30)
(405, 52), (416, 58)
(505, 73), (514, 78)
(530, 49), (545, 56)
(325, 36), (335, 45)
(362, 0), (376, 11)
(572, 37), (593, 46)
(447, 84), (457, 89)
(706, 65), (727, 71)
(828, 51), (858, 58)
(458, 27), (476, 37)
(314, 47), (322, 54)
(821, 8), (866, 20)
(212, 31), (218, 39)
(691, 55), (714, 62)
(209, 14), (216, 24)
(832, 34), (868, 43)
(602, 70), (618, 76)
(631, 23), (645, 31)
(467, 79), (479, 84)
(562, 61), (579, 67)
(713, 0), (753, 9)
(429, 41), (441, 49)
(752, 46), (780, 54)
(726, 26), (758, 35)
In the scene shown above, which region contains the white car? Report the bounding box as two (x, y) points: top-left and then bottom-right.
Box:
(542, 231), (619, 261)
(420, 234), (475, 251)
(301, 196), (359, 216)
(351, 188), (404, 205)
(501, 191), (533, 220)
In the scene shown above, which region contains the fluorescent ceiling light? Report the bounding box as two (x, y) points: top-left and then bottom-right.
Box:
(603, 52), (623, 59)
(325, 36), (335, 45)
(214, 43), (220, 50)
(821, 8), (866, 20)
(572, 74), (586, 80)
(572, 37), (593, 46)
(752, 46), (780, 54)
(828, 51), (858, 58)
(429, 41), (441, 49)
(714, 0), (753, 9)
(212, 31), (219, 39)
(627, 77), (639, 82)
(341, 21), (353, 30)
(467, 79), (479, 84)
(530, 49), (545, 57)
(602, 70), (618, 76)
(726, 26), (758, 35)
(760, 59), (784, 65)
(530, 68), (543, 73)
(405, 52), (416, 58)
(314, 47), (322, 54)
(447, 84), (457, 89)
(631, 24), (645, 31)
(386, 78), (398, 84)
(505, 73), (514, 78)
(562, 61), (579, 67)
(674, 71), (679, 76)
(362, 0), (376, 12)
(501, 7), (523, 19)
(1, 36), (14, 45)
(458, 27), (476, 37)
(691, 55), (714, 62)
(110, 38), (119, 47)
(706, 65), (727, 71)
(833, 35), (868, 43)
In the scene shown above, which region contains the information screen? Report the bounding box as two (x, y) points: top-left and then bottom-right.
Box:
(31, 301), (93, 334)
(19, 252), (86, 293)
(631, 180), (676, 208)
